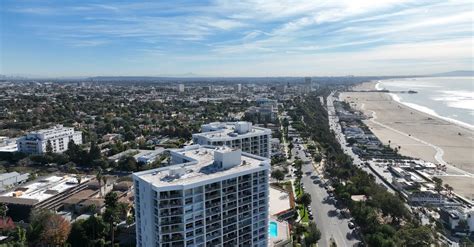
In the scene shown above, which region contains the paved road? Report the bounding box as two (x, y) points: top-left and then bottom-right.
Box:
(327, 92), (396, 194)
(291, 143), (360, 247)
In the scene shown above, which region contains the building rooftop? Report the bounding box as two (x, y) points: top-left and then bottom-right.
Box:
(193, 122), (271, 140)
(269, 186), (292, 216)
(0, 172), (20, 181)
(134, 145), (269, 188)
(30, 125), (70, 135)
(0, 175), (90, 204)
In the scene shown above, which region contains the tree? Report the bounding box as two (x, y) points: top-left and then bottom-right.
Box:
(305, 222), (321, 246)
(271, 170), (285, 182)
(103, 192), (120, 246)
(432, 177), (443, 194)
(67, 219), (88, 247)
(118, 156), (138, 171)
(15, 227), (27, 246)
(457, 219), (469, 233)
(395, 225), (435, 247)
(96, 170), (104, 197)
(46, 140), (53, 154)
(0, 202), (8, 218)
(300, 193), (312, 208)
(82, 215), (107, 244)
(282, 118), (290, 129)
(68, 215), (108, 246)
(66, 139), (81, 163)
(27, 209), (71, 246)
(27, 209), (53, 245)
(297, 193), (312, 217)
(444, 183), (453, 197)
(41, 214), (71, 246)
(89, 141), (102, 161)
(288, 142), (294, 151)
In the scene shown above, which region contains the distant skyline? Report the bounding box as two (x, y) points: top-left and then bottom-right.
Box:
(1, 0), (473, 77)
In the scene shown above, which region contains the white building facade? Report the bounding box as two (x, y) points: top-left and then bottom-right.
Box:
(17, 125), (82, 154)
(133, 145), (270, 247)
(178, 84), (185, 92)
(192, 122), (271, 158)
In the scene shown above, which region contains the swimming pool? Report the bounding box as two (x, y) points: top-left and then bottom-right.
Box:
(269, 221), (278, 237)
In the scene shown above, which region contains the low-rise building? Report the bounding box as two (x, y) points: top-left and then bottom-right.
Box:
(192, 121), (271, 158)
(0, 172), (29, 192)
(408, 191), (444, 206)
(17, 125), (82, 154)
(0, 137), (17, 153)
(107, 148), (165, 164)
(0, 174), (92, 221)
(439, 207), (474, 233)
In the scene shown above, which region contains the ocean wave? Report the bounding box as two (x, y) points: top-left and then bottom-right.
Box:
(381, 80), (442, 89)
(432, 90), (474, 111)
(387, 93), (474, 131)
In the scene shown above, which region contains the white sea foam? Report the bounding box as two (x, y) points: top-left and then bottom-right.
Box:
(375, 81), (384, 90)
(432, 90), (474, 111)
(388, 93), (474, 130)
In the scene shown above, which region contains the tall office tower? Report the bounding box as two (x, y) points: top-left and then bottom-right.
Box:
(178, 84), (185, 92)
(17, 125), (82, 154)
(192, 122), (271, 158)
(237, 83), (242, 92)
(133, 145), (270, 247)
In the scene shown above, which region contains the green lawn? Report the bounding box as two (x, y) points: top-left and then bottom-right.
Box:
(298, 206), (309, 223)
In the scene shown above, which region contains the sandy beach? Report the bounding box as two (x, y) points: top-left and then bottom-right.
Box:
(339, 82), (474, 199)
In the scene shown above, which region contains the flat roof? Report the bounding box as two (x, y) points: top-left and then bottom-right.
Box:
(269, 186), (291, 216)
(193, 123), (270, 140)
(0, 175), (91, 203)
(134, 145), (269, 188)
(0, 172), (20, 181)
(108, 148), (164, 161)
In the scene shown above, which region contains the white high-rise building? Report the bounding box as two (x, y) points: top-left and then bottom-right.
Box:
(178, 84), (185, 92)
(133, 145), (270, 247)
(17, 125), (82, 154)
(237, 83), (242, 92)
(192, 122), (271, 158)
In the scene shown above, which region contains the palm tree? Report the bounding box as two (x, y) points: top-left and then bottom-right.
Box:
(96, 170), (103, 198)
(104, 192), (119, 246)
(444, 184), (453, 197)
(102, 176), (108, 193)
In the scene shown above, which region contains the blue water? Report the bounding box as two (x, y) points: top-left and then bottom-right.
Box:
(377, 77), (474, 129)
(269, 222), (278, 237)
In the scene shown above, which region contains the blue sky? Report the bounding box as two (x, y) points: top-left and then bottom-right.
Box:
(1, 0), (472, 77)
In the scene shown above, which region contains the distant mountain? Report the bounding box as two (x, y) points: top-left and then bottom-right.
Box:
(429, 70), (474, 77)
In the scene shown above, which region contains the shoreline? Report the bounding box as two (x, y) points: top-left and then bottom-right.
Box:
(374, 81), (474, 131)
(340, 81), (474, 199)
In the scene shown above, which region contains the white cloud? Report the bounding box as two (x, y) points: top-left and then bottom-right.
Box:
(4, 0), (473, 76)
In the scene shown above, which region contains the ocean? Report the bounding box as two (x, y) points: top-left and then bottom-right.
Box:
(376, 77), (474, 130)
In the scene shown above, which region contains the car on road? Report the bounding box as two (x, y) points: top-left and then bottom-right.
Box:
(348, 222), (355, 229)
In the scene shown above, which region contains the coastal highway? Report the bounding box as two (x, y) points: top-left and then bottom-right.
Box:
(291, 141), (360, 247)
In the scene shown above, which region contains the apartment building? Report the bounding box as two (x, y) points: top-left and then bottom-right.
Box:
(192, 122), (271, 158)
(16, 125), (82, 154)
(133, 145), (270, 247)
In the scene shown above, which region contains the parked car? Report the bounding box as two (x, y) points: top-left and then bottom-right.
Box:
(348, 222), (355, 229)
